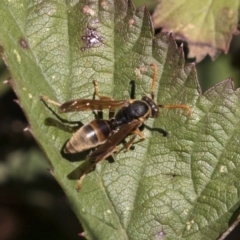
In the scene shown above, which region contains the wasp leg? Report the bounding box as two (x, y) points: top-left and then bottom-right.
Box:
(77, 146), (118, 190)
(77, 174), (86, 190)
(93, 80), (116, 119)
(97, 110), (103, 120)
(121, 128), (145, 152)
(150, 63), (158, 100)
(93, 80), (113, 100)
(40, 95), (61, 107)
(96, 107), (115, 120)
(109, 110), (115, 119)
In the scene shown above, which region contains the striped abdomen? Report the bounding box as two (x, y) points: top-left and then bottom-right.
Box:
(64, 120), (112, 154)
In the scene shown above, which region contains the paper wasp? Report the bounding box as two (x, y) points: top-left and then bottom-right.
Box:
(41, 64), (191, 189)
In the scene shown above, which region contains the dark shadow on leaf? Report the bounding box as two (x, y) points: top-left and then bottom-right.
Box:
(44, 117), (81, 133)
(129, 80), (136, 99)
(67, 160), (90, 180)
(144, 123), (168, 137)
(228, 205), (240, 225)
(67, 155), (115, 180)
(60, 141), (91, 163)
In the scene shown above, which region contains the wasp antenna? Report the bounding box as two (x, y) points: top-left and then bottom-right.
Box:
(150, 63), (158, 100)
(159, 104), (192, 116)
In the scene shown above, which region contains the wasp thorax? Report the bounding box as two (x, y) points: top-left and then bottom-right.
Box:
(141, 96), (159, 118)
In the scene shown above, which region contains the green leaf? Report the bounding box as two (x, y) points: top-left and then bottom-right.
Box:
(152, 0), (239, 62)
(0, 0), (240, 239)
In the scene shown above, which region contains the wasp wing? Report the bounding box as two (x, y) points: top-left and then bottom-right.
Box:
(59, 99), (128, 113)
(88, 119), (142, 161)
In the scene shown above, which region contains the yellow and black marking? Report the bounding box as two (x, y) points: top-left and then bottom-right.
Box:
(64, 120), (112, 154)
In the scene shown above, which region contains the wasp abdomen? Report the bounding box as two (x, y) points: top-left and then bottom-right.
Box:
(64, 120), (112, 154)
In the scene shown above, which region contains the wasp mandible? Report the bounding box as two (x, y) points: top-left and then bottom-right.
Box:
(41, 64), (191, 189)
